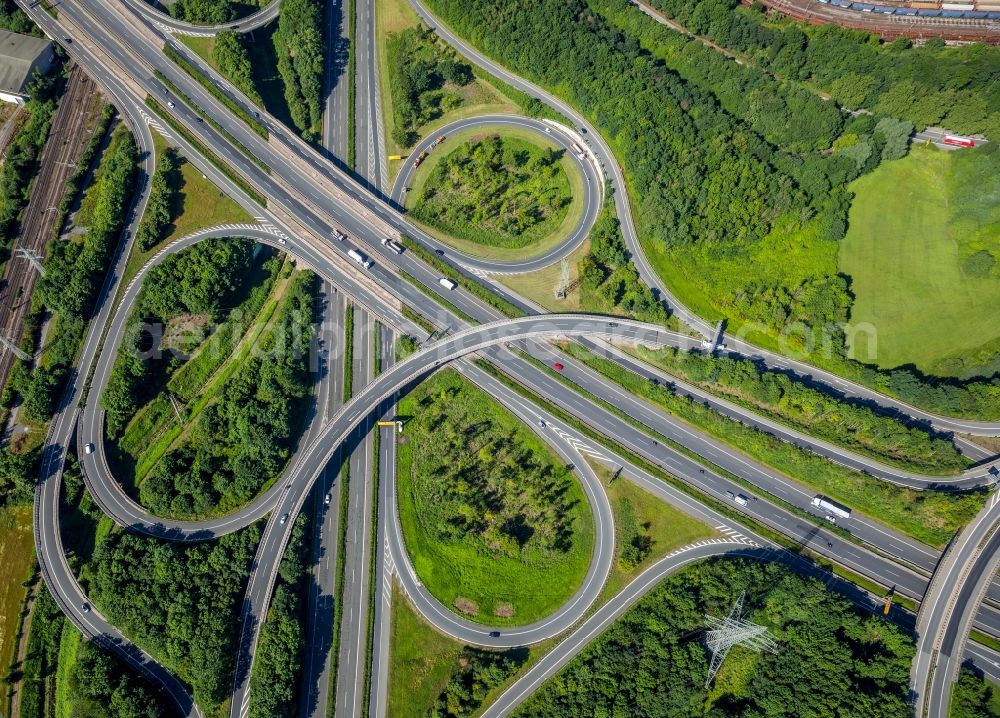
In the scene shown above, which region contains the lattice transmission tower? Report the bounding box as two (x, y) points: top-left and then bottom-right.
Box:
(704, 591), (778, 687)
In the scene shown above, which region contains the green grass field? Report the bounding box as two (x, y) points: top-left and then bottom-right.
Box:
(840, 144), (1000, 376)
(596, 462), (717, 601)
(0, 505), (35, 718)
(396, 369), (595, 625)
(387, 586), (464, 718)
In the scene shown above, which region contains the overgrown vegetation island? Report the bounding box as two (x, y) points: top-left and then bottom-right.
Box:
(409, 135), (572, 249)
(102, 240), (317, 518)
(396, 370), (595, 624)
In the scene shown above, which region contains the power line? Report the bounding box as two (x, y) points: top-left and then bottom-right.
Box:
(704, 591), (778, 687)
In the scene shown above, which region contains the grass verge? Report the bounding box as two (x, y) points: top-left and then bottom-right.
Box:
(0, 504), (36, 717)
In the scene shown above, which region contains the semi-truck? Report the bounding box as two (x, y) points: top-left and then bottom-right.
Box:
(381, 237), (404, 254)
(811, 495), (851, 520)
(348, 248), (373, 269)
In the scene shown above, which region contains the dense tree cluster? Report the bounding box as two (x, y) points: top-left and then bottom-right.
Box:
(38, 129), (136, 316)
(517, 559), (914, 718)
(406, 371), (577, 557)
(0, 446), (39, 506)
(429, 648), (525, 718)
(102, 239), (257, 437)
(0, 0), (37, 33)
(412, 136), (570, 248)
(248, 514), (309, 718)
(649, 0), (1000, 139)
(273, 0), (325, 139)
(138, 271), (315, 517)
(170, 0), (267, 23)
(136, 147), (179, 252)
(66, 640), (170, 718)
(212, 31), (264, 106)
(579, 198), (669, 325)
(615, 495), (653, 570)
(951, 668), (1000, 718)
(386, 26), (473, 147)
(89, 524), (261, 708)
(640, 346), (966, 472)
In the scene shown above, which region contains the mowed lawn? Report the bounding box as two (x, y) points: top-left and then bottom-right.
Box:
(840, 145), (1000, 374)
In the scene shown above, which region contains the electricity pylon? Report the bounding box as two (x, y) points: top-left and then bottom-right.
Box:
(704, 591), (778, 687)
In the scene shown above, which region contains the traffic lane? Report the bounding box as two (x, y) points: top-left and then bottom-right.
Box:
(579, 338), (992, 488)
(504, 340), (940, 571)
(334, 309), (376, 718)
(388, 114), (602, 273)
(929, 527), (1000, 717)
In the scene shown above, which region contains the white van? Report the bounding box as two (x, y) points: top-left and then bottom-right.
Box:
(438, 277), (457, 290)
(734, 494), (749, 507)
(348, 248), (373, 269)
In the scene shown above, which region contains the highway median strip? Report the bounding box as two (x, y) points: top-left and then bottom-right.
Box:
(163, 43), (269, 139)
(153, 71), (271, 176)
(144, 97), (267, 207)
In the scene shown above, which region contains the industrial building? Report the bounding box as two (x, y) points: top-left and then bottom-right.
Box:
(0, 29), (54, 104)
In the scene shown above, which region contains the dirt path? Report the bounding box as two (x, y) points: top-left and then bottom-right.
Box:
(7, 575), (40, 718)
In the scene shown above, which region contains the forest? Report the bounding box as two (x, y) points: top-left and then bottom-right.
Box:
(385, 26), (474, 147)
(649, 0), (1000, 139)
(951, 668), (1000, 718)
(88, 523), (261, 709)
(170, 0), (268, 23)
(429, 648), (525, 718)
(411, 135), (571, 249)
(516, 558), (914, 718)
(0, 0), (36, 33)
(423, 0), (1000, 420)
(248, 513), (309, 718)
(633, 345), (967, 473)
(60, 637), (171, 718)
(273, 0), (325, 139)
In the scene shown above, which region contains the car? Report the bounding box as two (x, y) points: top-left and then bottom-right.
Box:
(489, 631), (501, 638)
(63, 37), (72, 43)
(277, 237), (287, 245)
(81, 603), (90, 613)
(325, 493), (332, 505)
(725, 490), (735, 500)
(253, 111), (261, 119)
(824, 514), (837, 524)
(84, 443), (95, 455)
(553, 362), (564, 371)
(167, 101), (175, 109)
(279, 513), (289, 525)
(195, 117), (203, 123)
(537, 420), (546, 429)
(435, 249), (444, 256)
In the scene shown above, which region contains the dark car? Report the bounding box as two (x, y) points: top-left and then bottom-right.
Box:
(489, 631), (501, 638)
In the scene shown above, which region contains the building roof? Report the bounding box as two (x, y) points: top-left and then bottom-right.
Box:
(0, 29), (52, 97)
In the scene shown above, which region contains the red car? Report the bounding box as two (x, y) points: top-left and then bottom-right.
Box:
(553, 362), (564, 371)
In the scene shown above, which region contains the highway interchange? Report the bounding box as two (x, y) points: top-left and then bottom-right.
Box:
(14, 0), (1000, 716)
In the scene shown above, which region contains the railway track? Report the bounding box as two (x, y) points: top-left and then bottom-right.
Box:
(0, 66), (102, 436)
(752, 0), (1000, 42)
